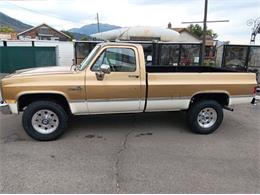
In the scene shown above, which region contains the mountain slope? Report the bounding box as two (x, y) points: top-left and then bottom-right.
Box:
(61, 30), (94, 40)
(69, 23), (121, 35)
(0, 12), (32, 32)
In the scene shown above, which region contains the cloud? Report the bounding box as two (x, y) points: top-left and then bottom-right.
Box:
(129, 0), (201, 5)
(0, 0), (259, 44)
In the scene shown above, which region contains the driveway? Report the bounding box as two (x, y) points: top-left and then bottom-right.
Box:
(0, 104), (259, 193)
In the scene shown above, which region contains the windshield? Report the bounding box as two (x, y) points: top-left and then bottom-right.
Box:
(79, 45), (101, 70)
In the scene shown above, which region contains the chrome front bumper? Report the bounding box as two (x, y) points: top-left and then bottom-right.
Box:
(0, 101), (12, 114)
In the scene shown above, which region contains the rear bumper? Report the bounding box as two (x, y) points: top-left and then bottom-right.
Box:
(252, 86), (260, 105)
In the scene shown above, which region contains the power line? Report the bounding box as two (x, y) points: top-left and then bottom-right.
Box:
(6, 1), (76, 24)
(182, 0), (229, 66)
(182, 20), (229, 24)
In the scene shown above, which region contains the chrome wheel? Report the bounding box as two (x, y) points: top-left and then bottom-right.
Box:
(197, 107), (217, 128)
(31, 109), (59, 134)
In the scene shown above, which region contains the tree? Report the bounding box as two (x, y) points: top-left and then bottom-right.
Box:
(81, 36), (89, 41)
(61, 30), (74, 41)
(187, 24), (218, 39)
(0, 26), (15, 33)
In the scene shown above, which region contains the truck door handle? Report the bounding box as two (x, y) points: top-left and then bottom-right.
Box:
(128, 75), (139, 78)
(68, 86), (82, 91)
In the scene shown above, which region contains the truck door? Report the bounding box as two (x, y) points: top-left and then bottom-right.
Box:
(85, 46), (143, 114)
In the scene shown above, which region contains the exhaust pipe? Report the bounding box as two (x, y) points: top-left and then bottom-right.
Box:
(223, 105), (234, 111)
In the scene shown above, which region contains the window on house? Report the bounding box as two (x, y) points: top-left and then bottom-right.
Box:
(38, 26), (50, 35)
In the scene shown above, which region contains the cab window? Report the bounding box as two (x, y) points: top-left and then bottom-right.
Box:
(91, 48), (136, 72)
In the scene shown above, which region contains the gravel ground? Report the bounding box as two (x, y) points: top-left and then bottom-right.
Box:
(0, 104), (259, 193)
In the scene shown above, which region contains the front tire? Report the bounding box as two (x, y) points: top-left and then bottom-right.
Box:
(22, 101), (68, 141)
(187, 100), (223, 134)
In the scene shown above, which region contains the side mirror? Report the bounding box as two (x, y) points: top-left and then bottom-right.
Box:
(100, 64), (111, 74)
(146, 55), (152, 62)
(95, 64), (111, 81)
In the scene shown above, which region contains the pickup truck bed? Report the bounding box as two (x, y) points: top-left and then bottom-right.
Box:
(145, 66), (255, 112)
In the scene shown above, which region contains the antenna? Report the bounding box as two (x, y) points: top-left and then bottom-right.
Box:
(96, 13), (100, 33)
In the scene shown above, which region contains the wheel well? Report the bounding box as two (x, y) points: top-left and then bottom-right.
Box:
(190, 93), (229, 107)
(18, 93), (71, 113)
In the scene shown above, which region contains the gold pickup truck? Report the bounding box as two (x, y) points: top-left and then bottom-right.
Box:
(0, 43), (257, 141)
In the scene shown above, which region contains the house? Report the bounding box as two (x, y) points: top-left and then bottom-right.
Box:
(0, 25), (17, 40)
(17, 23), (71, 41)
(167, 23), (200, 42)
(167, 23), (216, 62)
(0, 32), (17, 40)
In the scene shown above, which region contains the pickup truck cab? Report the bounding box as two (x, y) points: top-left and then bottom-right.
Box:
(0, 42), (257, 140)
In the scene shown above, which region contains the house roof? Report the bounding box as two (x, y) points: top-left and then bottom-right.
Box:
(170, 27), (201, 40)
(17, 23), (71, 39)
(171, 28), (186, 33)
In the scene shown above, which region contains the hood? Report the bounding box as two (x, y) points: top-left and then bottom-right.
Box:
(8, 66), (73, 77)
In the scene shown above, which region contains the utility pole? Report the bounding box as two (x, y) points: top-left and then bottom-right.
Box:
(182, 0), (229, 65)
(247, 18), (260, 44)
(201, 0), (208, 66)
(96, 13), (100, 33)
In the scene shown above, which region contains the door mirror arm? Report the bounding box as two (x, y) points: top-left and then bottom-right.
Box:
(95, 71), (105, 81)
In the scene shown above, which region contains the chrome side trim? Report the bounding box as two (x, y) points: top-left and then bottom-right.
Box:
(231, 95), (254, 98)
(69, 99), (86, 103)
(147, 96), (190, 101)
(86, 98), (145, 102)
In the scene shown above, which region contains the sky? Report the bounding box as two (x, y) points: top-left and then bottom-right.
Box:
(0, 0), (260, 44)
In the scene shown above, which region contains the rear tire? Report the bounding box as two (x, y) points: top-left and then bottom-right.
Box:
(22, 101), (68, 141)
(187, 100), (223, 134)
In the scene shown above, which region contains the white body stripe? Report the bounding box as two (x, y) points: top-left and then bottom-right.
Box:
(69, 101), (88, 114)
(6, 95), (253, 115)
(69, 100), (145, 115)
(87, 100), (143, 114)
(146, 98), (190, 112)
(68, 95), (254, 115)
(69, 98), (190, 115)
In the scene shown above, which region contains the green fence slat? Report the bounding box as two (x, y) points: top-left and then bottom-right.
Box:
(0, 46), (56, 73)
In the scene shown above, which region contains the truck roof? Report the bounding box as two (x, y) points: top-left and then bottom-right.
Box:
(96, 42), (143, 47)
